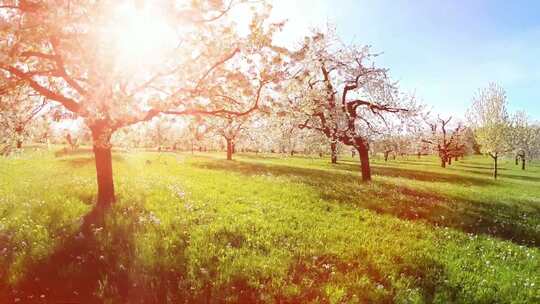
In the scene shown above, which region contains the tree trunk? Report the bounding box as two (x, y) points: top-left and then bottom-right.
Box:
(357, 144), (371, 182)
(330, 142), (337, 164)
(417, 152), (421, 159)
(448, 157), (452, 165)
(515, 155), (519, 165)
(384, 151), (390, 162)
(91, 126), (115, 209)
(522, 156), (526, 170)
(16, 140), (22, 149)
(492, 154), (498, 179)
(226, 139), (233, 160)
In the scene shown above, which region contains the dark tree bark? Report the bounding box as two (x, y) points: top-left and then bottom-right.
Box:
(226, 139), (233, 160)
(448, 157), (452, 165)
(93, 145), (115, 208)
(441, 157), (446, 168)
(490, 153), (499, 179)
(16, 140), (22, 149)
(357, 144), (371, 182)
(516, 152), (526, 170)
(330, 142), (338, 164)
(91, 124), (115, 208)
(384, 151), (391, 162)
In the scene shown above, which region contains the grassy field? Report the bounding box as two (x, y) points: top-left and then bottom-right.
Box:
(0, 149), (539, 303)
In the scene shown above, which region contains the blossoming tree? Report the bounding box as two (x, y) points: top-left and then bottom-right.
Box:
(0, 0), (286, 208)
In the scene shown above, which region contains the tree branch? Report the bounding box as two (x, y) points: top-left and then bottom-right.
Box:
(2, 65), (81, 114)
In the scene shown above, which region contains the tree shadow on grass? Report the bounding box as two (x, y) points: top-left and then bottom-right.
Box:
(331, 162), (495, 186)
(58, 155), (125, 168)
(3, 207), (137, 303)
(374, 181), (540, 246)
(456, 167), (540, 183)
(54, 148), (127, 158)
(454, 163), (499, 171)
(498, 172), (540, 183)
(388, 159), (442, 167)
(193, 160), (539, 247)
(281, 250), (449, 303)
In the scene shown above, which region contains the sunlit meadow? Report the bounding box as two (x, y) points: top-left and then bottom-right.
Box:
(2, 1), (540, 303)
(0, 148), (538, 303)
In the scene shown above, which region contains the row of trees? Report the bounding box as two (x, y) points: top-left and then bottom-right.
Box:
(468, 83), (540, 178)
(1, 1), (539, 210)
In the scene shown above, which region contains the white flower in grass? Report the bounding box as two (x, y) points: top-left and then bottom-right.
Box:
(148, 212), (161, 225)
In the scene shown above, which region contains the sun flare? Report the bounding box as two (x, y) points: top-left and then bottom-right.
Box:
(109, 2), (177, 68)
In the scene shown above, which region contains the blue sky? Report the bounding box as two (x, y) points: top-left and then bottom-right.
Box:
(271, 0), (540, 120)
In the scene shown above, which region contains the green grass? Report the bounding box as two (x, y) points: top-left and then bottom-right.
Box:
(0, 149), (539, 303)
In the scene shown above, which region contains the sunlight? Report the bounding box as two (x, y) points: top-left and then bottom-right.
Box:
(1, 1), (539, 302)
(109, 2), (177, 68)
